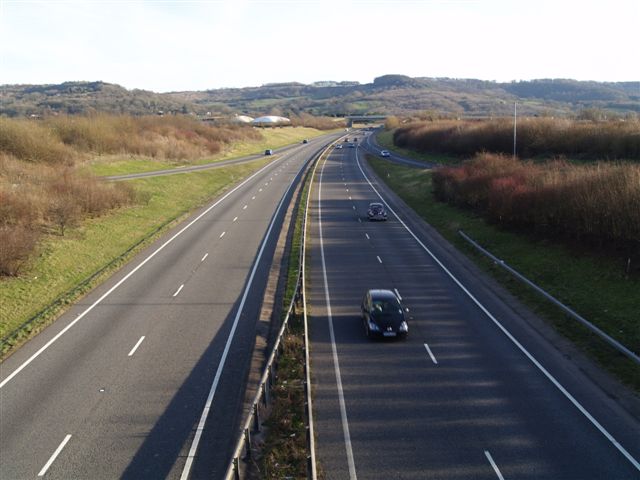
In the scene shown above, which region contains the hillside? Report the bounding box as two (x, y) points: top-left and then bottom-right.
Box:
(1, 76), (638, 118)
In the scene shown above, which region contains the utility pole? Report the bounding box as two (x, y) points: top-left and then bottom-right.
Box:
(513, 102), (517, 159)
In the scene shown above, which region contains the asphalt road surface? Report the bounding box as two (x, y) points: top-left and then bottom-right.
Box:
(307, 143), (640, 479)
(0, 134), (337, 479)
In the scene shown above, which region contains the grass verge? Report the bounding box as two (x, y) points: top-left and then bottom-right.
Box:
(87, 127), (333, 177)
(367, 154), (640, 392)
(0, 157), (271, 358)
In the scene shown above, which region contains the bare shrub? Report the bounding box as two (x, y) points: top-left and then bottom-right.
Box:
(0, 225), (39, 276)
(433, 154), (640, 257)
(395, 117), (640, 160)
(0, 118), (75, 164)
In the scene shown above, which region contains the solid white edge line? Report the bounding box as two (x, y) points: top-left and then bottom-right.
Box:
(0, 155), (287, 390)
(484, 450), (505, 480)
(355, 151), (640, 472)
(38, 434), (72, 477)
(179, 151), (309, 480)
(424, 343), (438, 365)
(219, 231), (226, 238)
(173, 284), (184, 297)
(201, 253), (208, 262)
(376, 255), (382, 264)
(393, 288), (402, 300)
(128, 336), (145, 357)
(233, 216), (238, 222)
(365, 233), (370, 240)
(318, 155), (358, 479)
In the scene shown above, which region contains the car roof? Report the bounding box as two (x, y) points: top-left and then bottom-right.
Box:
(367, 289), (398, 300)
(369, 202), (383, 207)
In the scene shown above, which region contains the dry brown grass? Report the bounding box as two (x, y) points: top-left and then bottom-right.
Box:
(394, 117), (640, 160)
(432, 154), (640, 262)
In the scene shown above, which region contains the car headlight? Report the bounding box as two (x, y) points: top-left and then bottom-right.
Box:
(368, 321), (380, 331)
(399, 321), (408, 332)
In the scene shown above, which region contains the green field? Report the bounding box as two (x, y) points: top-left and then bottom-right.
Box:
(366, 155), (640, 391)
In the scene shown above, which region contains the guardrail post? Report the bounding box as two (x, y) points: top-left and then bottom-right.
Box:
(262, 383), (269, 406)
(233, 457), (240, 480)
(253, 403), (260, 432)
(243, 428), (251, 459)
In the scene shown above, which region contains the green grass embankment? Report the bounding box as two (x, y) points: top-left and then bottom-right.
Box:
(367, 155), (640, 392)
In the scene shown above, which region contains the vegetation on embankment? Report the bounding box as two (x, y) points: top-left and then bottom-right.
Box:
(393, 117), (640, 160)
(367, 154), (640, 391)
(432, 153), (640, 267)
(0, 157), (271, 355)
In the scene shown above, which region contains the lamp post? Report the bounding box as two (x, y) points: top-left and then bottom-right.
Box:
(513, 102), (517, 159)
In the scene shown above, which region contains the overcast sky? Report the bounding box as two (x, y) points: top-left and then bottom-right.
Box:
(1, 0), (638, 92)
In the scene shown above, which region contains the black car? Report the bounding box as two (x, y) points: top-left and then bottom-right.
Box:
(264, 149), (273, 155)
(367, 202), (387, 221)
(361, 289), (408, 339)
(302, 139), (309, 144)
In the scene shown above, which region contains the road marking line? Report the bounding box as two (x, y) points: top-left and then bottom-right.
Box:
(252, 196), (256, 200)
(173, 284), (184, 297)
(259, 188), (262, 192)
(201, 253), (208, 262)
(358, 218), (361, 223)
(219, 231), (226, 238)
(265, 182), (268, 186)
(355, 151), (640, 472)
(349, 196), (352, 200)
(233, 216), (238, 222)
(346, 188), (349, 192)
(377, 255), (382, 263)
(394, 288), (402, 300)
(0, 155), (288, 389)
(352, 205), (356, 210)
(484, 451), (505, 480)
(243, 205), (247, 210)
(180, 148), (310, 480)
(424, 343), (438, 364)
(128, 336), (145, 357)
(38, 434), (71, 477)
(365, 233), (370, 240)
(318, 159), (358, 480)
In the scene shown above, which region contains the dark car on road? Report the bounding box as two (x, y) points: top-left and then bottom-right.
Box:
(361, 289), (408, 339)
(302, 139), (308, 144)
(264, 149), (273, 155)
(367, 202), (387, 221)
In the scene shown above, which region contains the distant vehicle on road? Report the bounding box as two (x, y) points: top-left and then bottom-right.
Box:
(348, 143), (356, 148)
(367, 202), (387, 221)
(264, 149), (273, 155)
(335, 144), (343, 149)
(380, 150), (390, 157)
(302, 139), (308, 144)
(361, 289), (408, 339)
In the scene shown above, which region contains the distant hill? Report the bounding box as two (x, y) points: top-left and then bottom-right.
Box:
(1, 76), (638, 118)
